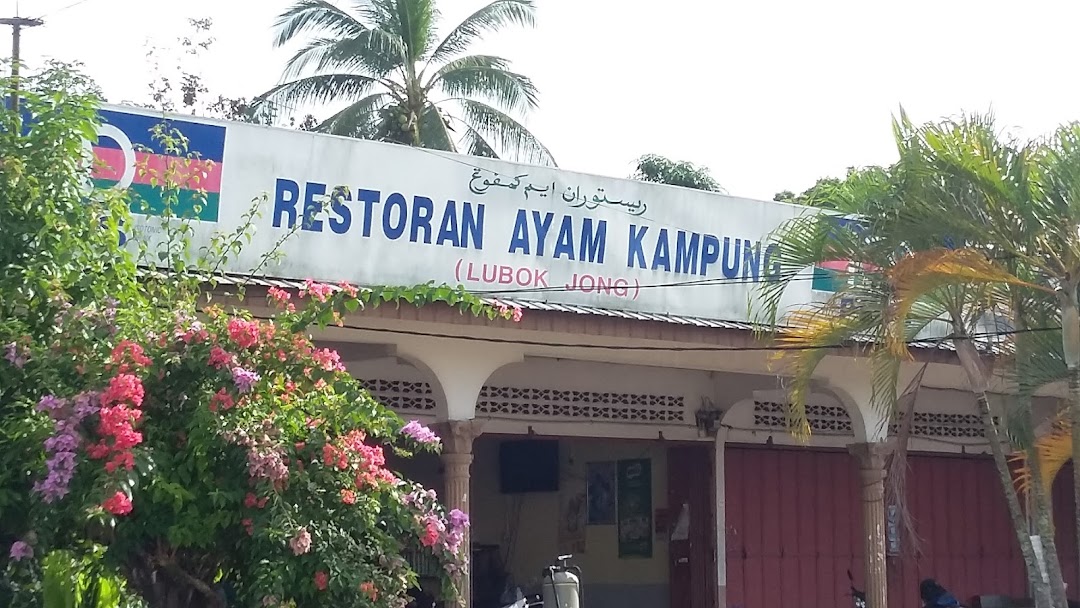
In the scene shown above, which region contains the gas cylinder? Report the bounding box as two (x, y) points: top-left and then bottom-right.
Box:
(541, 555), (582, 608)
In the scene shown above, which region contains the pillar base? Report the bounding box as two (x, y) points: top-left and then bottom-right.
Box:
(437, 420), (483, 608)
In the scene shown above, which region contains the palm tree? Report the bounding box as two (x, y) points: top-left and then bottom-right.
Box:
(754, 116), (1070, 607)
(256, 0), (555, 165)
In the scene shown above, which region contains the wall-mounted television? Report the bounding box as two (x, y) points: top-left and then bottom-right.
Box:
(498, 439), (559, 494)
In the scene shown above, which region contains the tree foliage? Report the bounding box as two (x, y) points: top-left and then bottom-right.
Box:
(137, 18), (317, 129)
(256, 0), (554, 165)
(1, 62), (521, 608)
(754, 112), (1080, 607)
(773, 166), (889, 209)
(629, 154), (723, 193)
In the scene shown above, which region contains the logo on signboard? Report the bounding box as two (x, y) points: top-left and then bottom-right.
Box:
(90, 110), (226, 226)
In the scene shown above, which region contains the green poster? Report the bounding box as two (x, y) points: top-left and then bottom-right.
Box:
(617, 458), (652, 558)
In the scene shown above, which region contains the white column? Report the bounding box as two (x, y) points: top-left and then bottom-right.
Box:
(714, 426), (728, 608)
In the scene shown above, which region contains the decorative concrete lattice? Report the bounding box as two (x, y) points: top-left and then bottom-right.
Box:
(359, 379), (437, 411)
(476, 386), (686, 423)
(752, 400), (854, 433)
(889, 412), (991, 439)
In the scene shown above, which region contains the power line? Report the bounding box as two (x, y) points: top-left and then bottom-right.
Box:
(246, 304), (1050, 352)
(35, 0), (92, 19)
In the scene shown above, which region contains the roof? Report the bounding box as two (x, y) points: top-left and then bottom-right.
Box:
(190, 272), (1000, 356)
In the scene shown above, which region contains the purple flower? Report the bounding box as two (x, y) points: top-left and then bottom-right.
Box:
(448, 508), (470, 530)
(401, 420), (440, 446)
(36, 395), (66, 416)
(231, 367), (260, 394)
(32, 391), (98, 504)
(4, 342), (27, 368)
(9, 541), (32, 561)
(247, 446), (288, 482)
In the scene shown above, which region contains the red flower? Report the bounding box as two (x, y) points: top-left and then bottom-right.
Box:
(242, 518), (254, 536)
(244, 493), (258, 508)
(267, 287), (292, 308)
(208, 346), (235, 369)
(420, 519), (440, 547)
(102, 491), (132, 516)
(340, 489), (356, 505)
(322, 444), (338, 468)
(359, 581), (377, 601)
(210, 389), (234, 412)
(313, 571), (329, 591)
(101, 374), (145, 408)
(109, 340), (152, 372)
(226, 318), (261, 349)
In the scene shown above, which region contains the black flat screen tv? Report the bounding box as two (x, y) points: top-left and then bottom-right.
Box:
(498, 439), (559, 494)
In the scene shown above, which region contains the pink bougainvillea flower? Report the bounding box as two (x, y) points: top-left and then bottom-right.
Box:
(401, 420), (440, 446)
(210, 388), (235, 412)
(313, 571), (329, 591)
(359, 581), (378, 601)
(102, 491), (133, 516)
(340, 489), (356, 505)
(242, 518), (254, 536)
(267, 287), (292, 307)
(290, 527), (312, 555)
(420, 517), (441, 548)
(208, 346), (235, 370)
(100, 373), (145, 408)
(311, 348), (344, 372)
(300, 279), (334, 303)
(109, 339), (151, 372)
(9, 541), (33, 561)
(4, 341), (28, 368)
(244, 492), (259, 508)
(226, 318), (261, 349)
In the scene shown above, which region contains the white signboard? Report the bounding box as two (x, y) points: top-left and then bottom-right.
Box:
(93, 104), (818, 323)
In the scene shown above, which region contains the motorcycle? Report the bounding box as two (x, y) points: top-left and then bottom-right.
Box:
(848, 570), (867, 608)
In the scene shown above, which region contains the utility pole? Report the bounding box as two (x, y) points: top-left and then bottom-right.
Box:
(1, 16), (44, 112)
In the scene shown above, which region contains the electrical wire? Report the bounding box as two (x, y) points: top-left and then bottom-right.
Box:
(246, 304), (1056, 352)
(34, 0), (92, 19)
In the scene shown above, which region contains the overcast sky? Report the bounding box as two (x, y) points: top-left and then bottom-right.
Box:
(8, 0), (1080, 200)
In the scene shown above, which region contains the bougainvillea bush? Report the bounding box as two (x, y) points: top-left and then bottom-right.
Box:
(5, 282), (508, 608)
(0, 63), (520, 608)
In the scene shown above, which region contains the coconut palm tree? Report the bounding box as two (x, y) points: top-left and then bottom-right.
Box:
(256, 0), (555, 165)
(754, 114), (1070, 607)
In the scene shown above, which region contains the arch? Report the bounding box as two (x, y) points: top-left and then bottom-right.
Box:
(720, 386), (866, 447)
(394, 340), (523, 421)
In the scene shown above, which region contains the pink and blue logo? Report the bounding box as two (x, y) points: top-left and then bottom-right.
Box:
(91, 109), (226, 223)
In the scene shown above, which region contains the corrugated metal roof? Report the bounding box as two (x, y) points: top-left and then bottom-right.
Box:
(177, 271), (999, 354)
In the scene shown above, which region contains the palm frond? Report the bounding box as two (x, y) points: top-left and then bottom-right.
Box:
(427, 55), (538, 113)
(429, 0), (536, 63)
(450, 116), (498, 158)
(272, 0), (365, 48)
(417, 103), (456, 152)
(256, 73), (380, 109)
(317, 93), (391, 137)
(451, 97), (555, 166)
(393, 0), (437, 62)
(282, 31), (408, 81)
(772, 280), (891, 438)
(1012, 416), (1072, 498)
(885, 248), (1051, 358)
